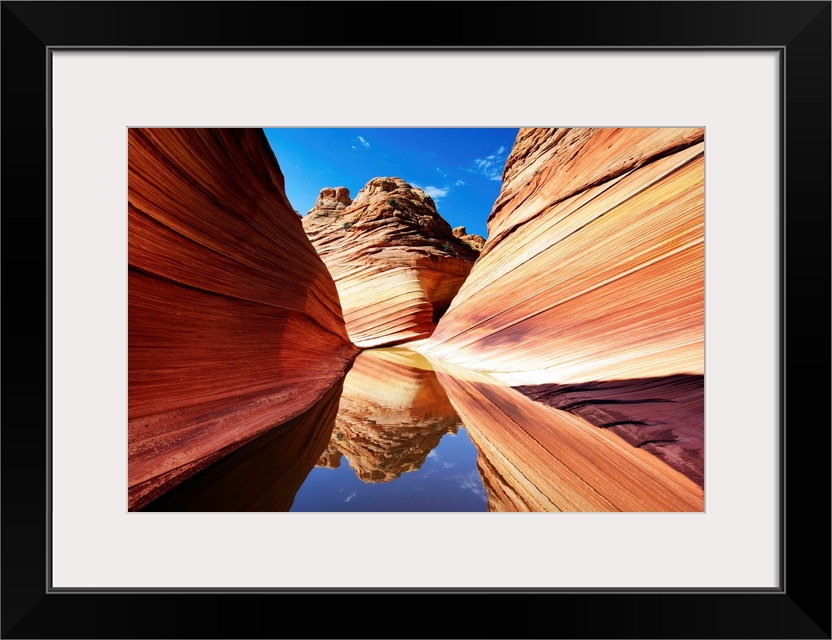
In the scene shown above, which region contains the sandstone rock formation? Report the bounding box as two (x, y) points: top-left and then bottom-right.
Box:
(129, 126), (708, 513)
(139, 377), (345, 512)
(430, 359), (704, 512)
(128, 128), (358, 511)
(303, 177), (480, 348)
(421, 127), (705, 386)
(515, 375), (704, 487)
(452, 226), (486, 251)
(319, 348), (460, 483)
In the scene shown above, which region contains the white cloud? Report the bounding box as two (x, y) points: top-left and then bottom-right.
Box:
(356, 136), (370, 149)
(454, 179), (466, 187)
(413, 183), (449, 199)
(459, 471), (487, 499)
(427, 450), (438, 459)
(436, 167), (449, 179)
(344, 491), (357, 502)
(472, 145), (508, 181)
(424, 186), (448, 199)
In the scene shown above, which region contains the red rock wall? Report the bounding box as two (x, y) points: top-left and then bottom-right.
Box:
(421, 127), (705, 386)
(138, 377), (346, 512)
(128, 128), (358, 510)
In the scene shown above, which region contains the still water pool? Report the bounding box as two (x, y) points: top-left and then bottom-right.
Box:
(291, 426), (487, 512)
(142, 347), (488, 512)
(141, 347), (703, 512)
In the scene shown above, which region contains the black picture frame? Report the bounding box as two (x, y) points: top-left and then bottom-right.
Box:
(2, 1), (829, 638)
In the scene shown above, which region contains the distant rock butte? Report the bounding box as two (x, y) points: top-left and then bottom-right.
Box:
(303, 177), (480, 348)
(452, 226), (486, 251)
(421, 127), (705, 386)
(128, 128), (358, 511)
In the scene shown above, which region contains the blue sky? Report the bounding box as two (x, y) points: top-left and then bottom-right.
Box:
(263, 128), (519, 238)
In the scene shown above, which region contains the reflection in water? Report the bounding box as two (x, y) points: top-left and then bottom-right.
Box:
(141, 347), (703, 512)
(292, 426), (487, 512)
(515, 375), (704, 487)
(428, 358), (704, 512)
(142, 348), (488, 512)
(318, 348), (461, 483)
(141, 377), (345, 511)
(292, 348), (487, 511)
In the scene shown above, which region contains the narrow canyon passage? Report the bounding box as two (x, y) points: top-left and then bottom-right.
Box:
(129, 126), (705, 513)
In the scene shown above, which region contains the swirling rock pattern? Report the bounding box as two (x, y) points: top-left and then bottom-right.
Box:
(430, 359), (704, 512)
(139, 377), (346, 512)
(421, 127), (705, 386)
(128, 128), (358, 511)
(515, 374), (704, 487)
(303, 177), (480, 348)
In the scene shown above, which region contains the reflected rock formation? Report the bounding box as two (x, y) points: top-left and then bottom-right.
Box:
(421, 128), (705, 386)
(303, 178), (480, 348)
(430, 360), (704, 512)
(128, 129), (358, 511)
(419, 128), (705, 501)
(128, 127), (708, 513)
(320, 348), (461, 483)
(140, 377), (345, 512)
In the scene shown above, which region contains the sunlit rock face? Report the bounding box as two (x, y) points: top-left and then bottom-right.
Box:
(319, 348), (461, 482)
(421, 127), (705, 386)
(128, 128), (358, 511)
(430, 360), (704, 512)
(303, 177), (480, 348)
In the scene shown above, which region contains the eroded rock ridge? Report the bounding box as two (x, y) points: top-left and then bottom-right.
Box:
(303, 177), (480, 348)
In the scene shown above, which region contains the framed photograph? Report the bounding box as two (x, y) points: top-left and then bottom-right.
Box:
(3, 1), (829, 638)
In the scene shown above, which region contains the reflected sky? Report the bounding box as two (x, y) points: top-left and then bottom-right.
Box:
(291, 426), (487, 512)
(140, 346), (702, 512)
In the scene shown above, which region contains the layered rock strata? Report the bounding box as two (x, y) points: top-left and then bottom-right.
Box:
(303, 178), (480, 348)
(140, 377), (345, 512)
(128, 128), (358, 511)
(515, 374), (704, 487)
(430, 360), (704, 512)
(421, 127), (705, 386)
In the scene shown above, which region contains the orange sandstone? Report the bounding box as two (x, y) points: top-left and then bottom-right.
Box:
(421, 127), (705, 386)
(128, 128), (358, 510)
(303, 177), (480, 348)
